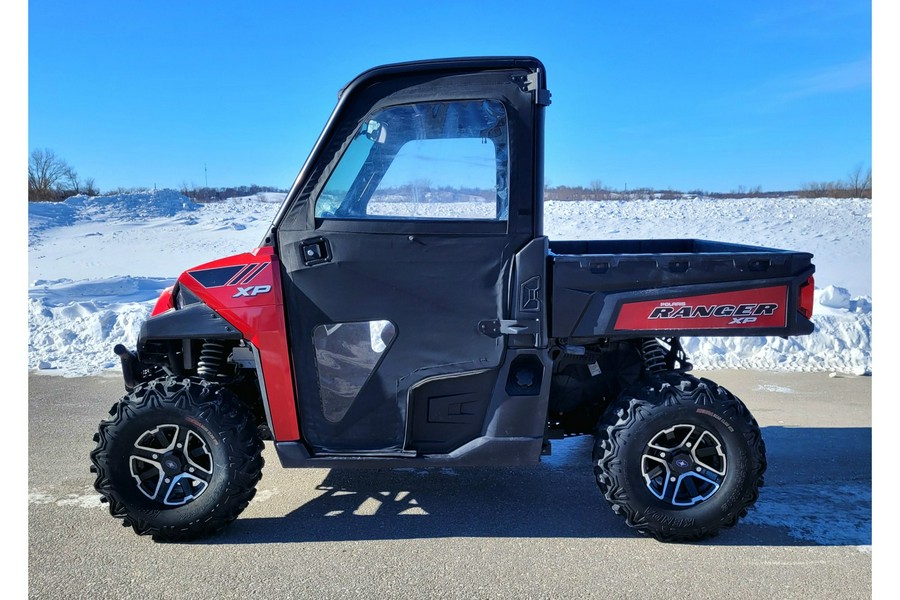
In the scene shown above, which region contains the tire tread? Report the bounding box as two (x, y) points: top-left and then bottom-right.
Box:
(90, 377), (264, 542)
(592, 372), (766, 542)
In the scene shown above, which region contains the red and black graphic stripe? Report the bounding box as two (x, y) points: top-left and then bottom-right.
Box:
(189, 263), (270, 288)
(236, 263), (268, 285)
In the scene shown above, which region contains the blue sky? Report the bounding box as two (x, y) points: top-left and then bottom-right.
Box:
(27, 0), (872, 193)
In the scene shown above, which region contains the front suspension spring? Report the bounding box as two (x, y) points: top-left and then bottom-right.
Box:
(197, 340), (227, 380)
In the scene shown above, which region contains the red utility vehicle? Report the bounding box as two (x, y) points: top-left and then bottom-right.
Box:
(91, 57), (815, 542)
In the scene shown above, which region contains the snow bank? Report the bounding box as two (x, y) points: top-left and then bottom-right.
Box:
(28, 277), (172, 373)
(545, 197), (872, 297)
(28, 189), (198, 244)
(683, 290), (872, 375)
(27, 191), (872, 376)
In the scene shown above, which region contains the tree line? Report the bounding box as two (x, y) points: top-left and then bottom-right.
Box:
(797, 164), (872, 199)
(179, 184), (287, 203)
(545, 165), (872, 201)
(27, 148), (287, 202)
(28, 148), (872, 202)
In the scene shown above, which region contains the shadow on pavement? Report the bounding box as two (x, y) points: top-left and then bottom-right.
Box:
(203, 426), (871, 547)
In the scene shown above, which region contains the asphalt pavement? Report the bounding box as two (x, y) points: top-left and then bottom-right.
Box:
(27, 370), (873, 599)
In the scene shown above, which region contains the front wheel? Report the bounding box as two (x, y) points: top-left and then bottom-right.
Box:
(593, 372), (766, 542)
(90, 377), (264, 541)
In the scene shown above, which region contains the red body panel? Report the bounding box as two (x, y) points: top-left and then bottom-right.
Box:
(151, 286), (175, 316)
(176, 247), (300, 441)
(614, 286), (789, 331)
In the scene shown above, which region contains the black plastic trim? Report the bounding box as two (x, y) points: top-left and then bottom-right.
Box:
(138, 303), (243, 351)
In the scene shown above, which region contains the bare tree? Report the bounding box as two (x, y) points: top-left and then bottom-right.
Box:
(83, 177), (99, 196)
(28, 149), (72, 201)
(28, 148), (97, 201)
(64, 165), (80, 195)
(847, 164), (872, 198)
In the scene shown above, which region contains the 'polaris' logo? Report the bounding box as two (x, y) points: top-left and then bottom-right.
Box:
(233, 285), (271, 298)
(649, 303), (779, 321)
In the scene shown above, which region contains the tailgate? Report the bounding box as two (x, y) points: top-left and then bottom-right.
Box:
(549, 239), (815, 339)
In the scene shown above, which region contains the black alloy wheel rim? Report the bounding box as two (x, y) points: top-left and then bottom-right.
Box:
(640, 424), (727, 507)
(128, 424), (214, 506)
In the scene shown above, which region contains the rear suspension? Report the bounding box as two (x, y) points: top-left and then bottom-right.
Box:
(640, 338), (692, 373)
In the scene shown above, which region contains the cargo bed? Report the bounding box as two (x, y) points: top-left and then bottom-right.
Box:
(549, 239), (815, 339)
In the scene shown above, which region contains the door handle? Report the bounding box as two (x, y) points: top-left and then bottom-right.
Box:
(301, 237), (331, 266)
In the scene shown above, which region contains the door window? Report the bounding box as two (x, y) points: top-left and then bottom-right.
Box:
(315, 100), (509, 221)
(312, 320), (397, 423)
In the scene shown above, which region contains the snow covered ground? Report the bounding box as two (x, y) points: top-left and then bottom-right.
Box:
(27, 190), (872, 377)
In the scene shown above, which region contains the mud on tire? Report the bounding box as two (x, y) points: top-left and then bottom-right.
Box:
(90, 377), (264, 542)
(592, 372), (766, 542)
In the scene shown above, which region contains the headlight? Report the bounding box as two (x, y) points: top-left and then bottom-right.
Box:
(174, 283), (202, 309)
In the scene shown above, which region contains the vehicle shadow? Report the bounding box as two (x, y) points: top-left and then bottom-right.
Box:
(204, 426), (871, 547)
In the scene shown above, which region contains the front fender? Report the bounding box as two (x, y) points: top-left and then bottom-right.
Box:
(138, 303), (243, 350)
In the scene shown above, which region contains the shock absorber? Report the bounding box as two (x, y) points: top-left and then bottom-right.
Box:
(641, 338), (668, 373)
(197, 340), (228, 380)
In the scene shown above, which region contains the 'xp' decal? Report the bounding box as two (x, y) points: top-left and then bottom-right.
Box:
(233, 285), (272, 298)
(615, 286), (789, 331)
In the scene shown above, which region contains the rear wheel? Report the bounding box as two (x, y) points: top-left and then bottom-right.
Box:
(593, 372), (765, 542)
(90, 377), (264, 541)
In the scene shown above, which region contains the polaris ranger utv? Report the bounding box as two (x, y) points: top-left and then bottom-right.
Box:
(90, 57), (815, 543)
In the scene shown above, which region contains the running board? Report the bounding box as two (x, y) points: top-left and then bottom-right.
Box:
(315, 450), (418, 459)
(275, 436), (543, 469)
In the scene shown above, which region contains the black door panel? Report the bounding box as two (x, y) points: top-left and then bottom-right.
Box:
(284, 232), (516, 452)
(273, 59), (545, 454)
